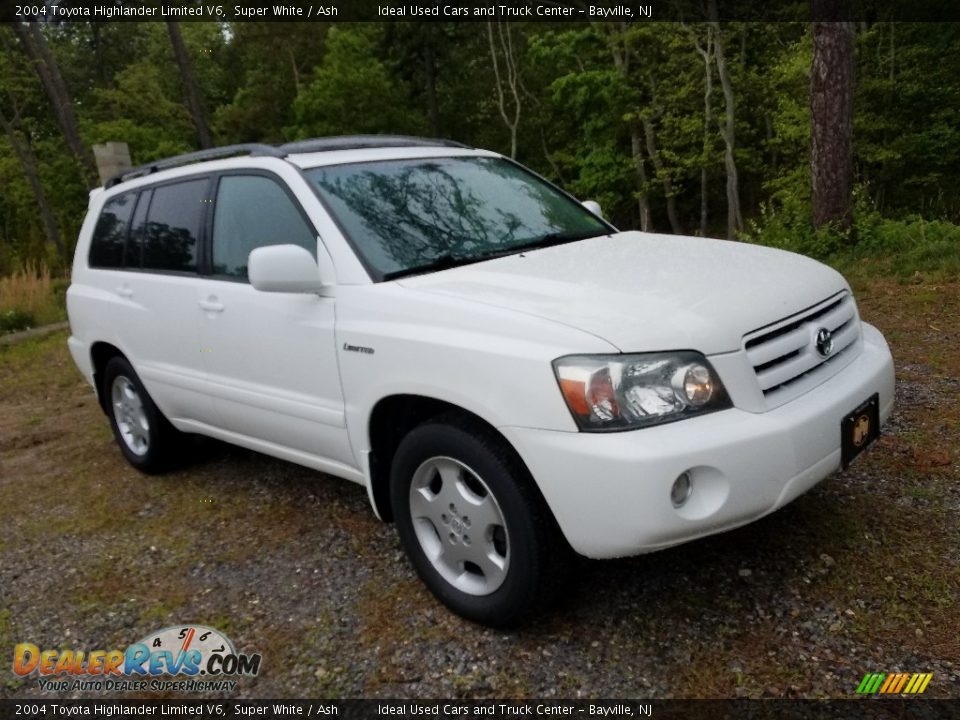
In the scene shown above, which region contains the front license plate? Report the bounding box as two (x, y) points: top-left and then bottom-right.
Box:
(841, 393), (880, 469)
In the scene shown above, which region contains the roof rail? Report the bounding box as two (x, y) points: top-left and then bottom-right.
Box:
(104, 136), (472, 189)
(105, 143), (283, 188)
(278, 135), (471, 155)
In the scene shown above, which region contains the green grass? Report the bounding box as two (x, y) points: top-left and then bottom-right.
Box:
(746, 212), (960, 284)
(0, 609), (11, 649)
(0, 328), (65, 364)
(0, 265), (67, 335)
(0, 609), (24, 692)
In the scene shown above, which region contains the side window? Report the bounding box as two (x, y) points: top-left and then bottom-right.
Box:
(124, 188), (152, 269)
(89, 192), (136, 268)
(142, 179), (207, 273)
(212, 175), (317, 281)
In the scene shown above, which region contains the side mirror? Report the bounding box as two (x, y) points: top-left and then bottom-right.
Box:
(582, 200), (603, 218)
(248, 244), (327, 293)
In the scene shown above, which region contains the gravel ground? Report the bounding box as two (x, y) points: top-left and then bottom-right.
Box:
(0, 279), (957, 700)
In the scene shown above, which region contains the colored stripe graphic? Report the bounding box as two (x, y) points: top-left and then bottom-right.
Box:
(857, 672), (932, 694)
(857, 673), (886, 694)
(908, 673), (933, 694)
(879, 674), (897, 693)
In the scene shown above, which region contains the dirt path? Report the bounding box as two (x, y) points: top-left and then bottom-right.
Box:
(1, 280), (957, 699)
(0, 322), (69, 347)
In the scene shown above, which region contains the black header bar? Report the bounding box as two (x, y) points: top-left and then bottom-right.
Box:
(1, 699), (959, 720)
(3, 0), (960, 23)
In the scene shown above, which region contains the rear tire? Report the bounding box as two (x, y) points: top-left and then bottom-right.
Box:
(390, 414), (569, 627)
(103, 356), (183, 474)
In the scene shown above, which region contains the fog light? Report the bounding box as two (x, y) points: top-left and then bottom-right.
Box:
(671, 472), (693, 508)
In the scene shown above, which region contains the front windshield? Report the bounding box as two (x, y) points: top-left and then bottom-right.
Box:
(304, 156), (610, 280)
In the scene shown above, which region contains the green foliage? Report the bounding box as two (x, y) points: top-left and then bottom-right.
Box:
(528, 27), (639, 223)
(743, 199), (841, 259)
(88, 62), (196, 163)
(1, 20), (959, 281)
(856, 24), (960, 219)
(288, 26), (425, 139)
(746, 195), (960, 281)
(0, 309), (34, 335)
(214, 23), (331, 143)
(760, 29), (812, 215)
(850, 214), (960, 279)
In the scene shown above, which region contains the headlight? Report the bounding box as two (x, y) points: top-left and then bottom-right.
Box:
(552, 351), (732, 431)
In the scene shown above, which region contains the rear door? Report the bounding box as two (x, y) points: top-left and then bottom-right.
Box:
(86, 179), (218, 426)
(196, 171), (353, 470)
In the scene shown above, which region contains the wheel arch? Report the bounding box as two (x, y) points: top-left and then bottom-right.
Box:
(366, 394), (536, 523)
(90, 341), (127, 414)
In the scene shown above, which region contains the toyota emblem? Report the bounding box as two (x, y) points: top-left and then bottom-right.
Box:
(815, 327), (833, 357)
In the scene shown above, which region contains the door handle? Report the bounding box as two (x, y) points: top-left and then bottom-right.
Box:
(116, 285), (133, 298)
(198, 298), (225, 313)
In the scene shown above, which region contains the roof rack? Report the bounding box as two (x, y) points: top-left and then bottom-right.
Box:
(278, 135), (470, 154)
(104, 135), (472, 189)
(105, 143), (283, 188)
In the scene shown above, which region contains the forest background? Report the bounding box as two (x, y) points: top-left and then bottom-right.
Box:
(1, 19), (958, 330)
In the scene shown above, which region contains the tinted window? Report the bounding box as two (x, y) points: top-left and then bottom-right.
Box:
(142, 179), (207, 273)
(305, 157), (608, 279)
(89, 193), (136, 268)
(212, 175), (316, 280)
(124, 189), (152, 269)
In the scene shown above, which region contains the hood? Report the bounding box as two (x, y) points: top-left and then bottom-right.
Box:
(397, 232), (848, 355)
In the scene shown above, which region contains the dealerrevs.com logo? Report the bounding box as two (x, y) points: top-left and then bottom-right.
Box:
(13, 625), (261, 693)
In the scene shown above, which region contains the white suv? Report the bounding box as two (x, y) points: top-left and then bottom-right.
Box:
(67, 136), (895, 626)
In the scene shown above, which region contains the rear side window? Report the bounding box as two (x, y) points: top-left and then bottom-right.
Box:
(212, 175), (316, 281)
(124, 189), (152, 269)
(142, 179), (208, 273)
(89, 193), (136, 268)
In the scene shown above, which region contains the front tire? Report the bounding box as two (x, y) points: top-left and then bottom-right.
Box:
(390, 415), (567, 627)
(103, 356), (182, 474)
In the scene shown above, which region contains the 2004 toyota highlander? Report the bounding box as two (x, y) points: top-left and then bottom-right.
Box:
(67, 136), (895, 625)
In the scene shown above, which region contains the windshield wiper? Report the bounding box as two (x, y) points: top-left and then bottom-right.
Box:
(475, 229), (609, 260)
(382, 253), (481, 281)
(381, 230), (609, 281)
(525, 229), (609, 250)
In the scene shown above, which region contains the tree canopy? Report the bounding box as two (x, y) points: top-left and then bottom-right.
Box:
(1, 20), (958, 274)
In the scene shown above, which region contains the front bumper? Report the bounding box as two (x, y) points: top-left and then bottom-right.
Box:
(502, 322), (895, 558)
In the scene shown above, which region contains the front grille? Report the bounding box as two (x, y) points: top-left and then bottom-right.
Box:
(744, 292), (860, 406)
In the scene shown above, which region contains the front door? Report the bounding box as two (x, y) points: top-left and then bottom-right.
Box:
(197, 172), (353, 470)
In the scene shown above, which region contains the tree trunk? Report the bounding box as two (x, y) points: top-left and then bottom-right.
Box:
(644, 71), (682, 234)
(765, 113), (777, 172)
(606, 23), (652, 231)
(424, 27), (440, 137)
(810, 17), (855, 232)
(630, 130), (653, 232)
(708, 4), (743, 239)
(91, 24), (104, 85)
(12, 22), (97, 188)
(167, 21), (212, 149)
(288, 49), (301, 95)
(641, 116), (682, 234)
(694, 26), (714, 237)
(487, 22), (521, 159)
(0, 102), (66, 262)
